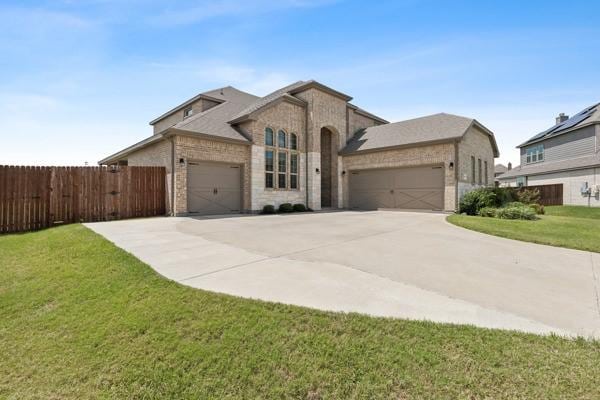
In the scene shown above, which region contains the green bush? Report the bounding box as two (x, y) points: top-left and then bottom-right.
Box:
(292, 203), (307, 212)
(262, 205), (275, 214)
(492, 187), (516, 205)
(478, 207), (498, 217)
(505, 201), (526, 208)
(278, 203), (294, 213)
(495, 205), (538, 220)
(516, 188), (540, 205)
(530, 203), (545, 215)
(459, 188), (498, 215)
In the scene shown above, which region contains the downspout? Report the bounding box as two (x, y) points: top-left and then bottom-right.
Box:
(454, 140), (460, 212)
(305, 103), (310, 208)
(170, 136), (176, 216)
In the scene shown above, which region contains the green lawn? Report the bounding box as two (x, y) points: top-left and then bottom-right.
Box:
(448, 205), (600, 253)
(1, 225), (600, 399)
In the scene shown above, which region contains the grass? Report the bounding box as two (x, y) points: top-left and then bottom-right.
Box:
(1, 225), (600, 399)
(448, 205), (600, 253)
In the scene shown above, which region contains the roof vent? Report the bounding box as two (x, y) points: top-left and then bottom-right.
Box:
(556, 113), (569, 125)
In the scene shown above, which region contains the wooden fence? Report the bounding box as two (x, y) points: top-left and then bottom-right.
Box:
(518, 184), (563, 206)
(0, 166), (166, 234)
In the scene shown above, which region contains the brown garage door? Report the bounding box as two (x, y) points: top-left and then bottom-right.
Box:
(187, 161), (241, 215)
(349, 165), (444, 210)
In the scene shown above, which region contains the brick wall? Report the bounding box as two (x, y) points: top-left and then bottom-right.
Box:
(457, 125), (495, 200)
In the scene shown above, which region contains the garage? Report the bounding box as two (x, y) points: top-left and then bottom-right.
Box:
(187, 161), (242, 215)
(349, 165), (444, 210)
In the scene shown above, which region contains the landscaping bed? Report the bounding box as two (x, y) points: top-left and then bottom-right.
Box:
(1, 225), (600, 398)
(448, 205), (600, 253)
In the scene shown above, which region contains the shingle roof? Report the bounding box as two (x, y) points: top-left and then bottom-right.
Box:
(498, 154), (600, 179)
(341, 113), (498, 155)
(170, 86), (259, 142)
(227, 81), (309, 123)
(518, 102), (600, 147)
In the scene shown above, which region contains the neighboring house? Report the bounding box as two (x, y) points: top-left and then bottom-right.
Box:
(494, 162), (513, 184)
(498, 103), (600, 206)
(100, 80), (499, 215)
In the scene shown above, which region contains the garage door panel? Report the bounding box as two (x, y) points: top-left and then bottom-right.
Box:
(188, 162), (241, 215)
(350, 166), (444, 210)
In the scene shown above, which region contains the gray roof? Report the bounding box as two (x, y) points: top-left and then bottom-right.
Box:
(170, 86), (259, 142)
(498, 154), (600, 180)
(228, 81), (308, 123)
(519, 102), (600, 147)
(341, 113), (499, 155)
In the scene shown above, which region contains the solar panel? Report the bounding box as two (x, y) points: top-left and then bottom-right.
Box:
(523, 104), (598, 145)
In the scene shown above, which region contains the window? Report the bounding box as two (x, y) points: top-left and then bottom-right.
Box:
(526, 144), (544, 164)
(290, 133), (298, 150)
(471, 156), (476, 184)
(290, 153), (298, 189)
(278, 151), (287, 188)
(183, 107), (193, 118)
(484, 161), (488, 185)
(265, 128), (298, 190)
(278, 130), (287, 148)
(265, 127), (274, 146)
(265, 150), (274, 188)
(516, 176), (526, 187)
(478, 159), (482, 185)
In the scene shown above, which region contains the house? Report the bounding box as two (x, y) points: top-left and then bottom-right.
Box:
(99, 80), (499, 215)
(498, 103), (600, 206)
(494, 162), (513, 185)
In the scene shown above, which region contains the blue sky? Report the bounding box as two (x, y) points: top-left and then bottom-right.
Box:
(1, 0), (599, 166)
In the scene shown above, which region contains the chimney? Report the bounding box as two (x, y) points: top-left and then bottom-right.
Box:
(508, 162), (512, 170)
(556, 113), (569, 125)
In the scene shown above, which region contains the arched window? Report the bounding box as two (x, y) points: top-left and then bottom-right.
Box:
(278, 130), (287, 148)
(265, 127), (274, 146)
(290, 133), (297, 150)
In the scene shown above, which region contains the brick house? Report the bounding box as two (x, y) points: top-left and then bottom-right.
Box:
(99, 80), (499, 215)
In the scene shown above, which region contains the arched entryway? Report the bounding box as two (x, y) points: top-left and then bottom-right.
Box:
(320, 127), (339, 208)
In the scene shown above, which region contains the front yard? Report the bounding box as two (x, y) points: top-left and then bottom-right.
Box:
(1, 225), (600, 399)
(448, 205), (600, 253)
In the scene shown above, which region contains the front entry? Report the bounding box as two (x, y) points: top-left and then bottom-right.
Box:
(349, 165), (445, 210)
(187, 161), (241, 215)
(320, 128), (335, 207)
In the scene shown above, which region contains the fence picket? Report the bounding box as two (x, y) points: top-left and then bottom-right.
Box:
(0, 166), (166, 233)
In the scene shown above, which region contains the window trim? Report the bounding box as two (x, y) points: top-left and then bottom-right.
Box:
(265, 127), (274, 146)
(265, 149), (274, 189)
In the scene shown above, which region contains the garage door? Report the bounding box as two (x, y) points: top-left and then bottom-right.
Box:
(349, 165), (444, 210)
(187, 162), (241, 215)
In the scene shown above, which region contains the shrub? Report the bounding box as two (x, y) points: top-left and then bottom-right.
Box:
(517, 188), (540, 205)
(459, 188), (498, 215)
(292, 203), (307, 212)
(478, 207), (498, 217)
(505, 201), (526, 208)
(530, 203), (545, 215)
(495, 205), (538, 220)
(492, 187), (516, 206)
(278, 203), (294, 213)
(262, 205), (275, 214)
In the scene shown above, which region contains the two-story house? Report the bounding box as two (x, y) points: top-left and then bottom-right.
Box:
(99, 80), (498, 215)
(498, 103), (600, 206)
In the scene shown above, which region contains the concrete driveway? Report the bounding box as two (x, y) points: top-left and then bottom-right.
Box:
(86, 211), (600, 338)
